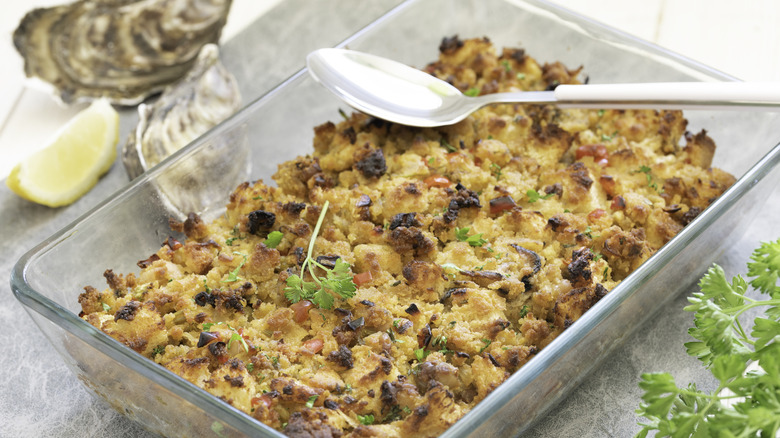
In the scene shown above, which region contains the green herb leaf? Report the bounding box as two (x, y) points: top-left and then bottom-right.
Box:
(357, 414), (375, 425)
(479, 338), (492, 353)
(222, 252), (247, 283)
(526, 189), (554, 203)
(490, 163), (503, 180)
(455, 227), (488, 247)
(636, 238), (780, 437)
(283, 201), (357, 309)
(305, 395), (318, 408)
(440, 138), (457, 152)
(227, 332), (249, 353)
(519, 305), (529, 318)
(501, 60), (511, 73)
(264, 231), (284, 248)
(464, 87), (480, 97)
(102, 302), (111, 313)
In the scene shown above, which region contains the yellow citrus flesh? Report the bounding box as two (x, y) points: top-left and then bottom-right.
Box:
(6, 99), (119, 207)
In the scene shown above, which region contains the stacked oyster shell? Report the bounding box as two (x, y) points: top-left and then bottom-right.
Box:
(122, 43), (242, 179)
(122, 43), (248, 217)
(14, 0), (233, 105)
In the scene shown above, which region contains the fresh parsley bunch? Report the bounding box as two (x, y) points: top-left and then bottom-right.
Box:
(284, 201), (357, 309)
(636, 239), (780, 437)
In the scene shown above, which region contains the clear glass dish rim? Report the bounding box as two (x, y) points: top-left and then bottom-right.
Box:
(10, 0), (780, 436)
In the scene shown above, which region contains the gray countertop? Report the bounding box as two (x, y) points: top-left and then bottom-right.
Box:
(2, 1), (778, 437)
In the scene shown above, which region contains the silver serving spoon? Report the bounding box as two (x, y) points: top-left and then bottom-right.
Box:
(307, 48), (780, 127)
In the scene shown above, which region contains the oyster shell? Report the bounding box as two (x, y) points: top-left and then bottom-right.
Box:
(122, 43), (248, 217)
(122, 43), (242, 178)
(13, 0), (232, 105)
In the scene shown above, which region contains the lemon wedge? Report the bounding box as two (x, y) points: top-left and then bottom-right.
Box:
(6, 99), (119, 207)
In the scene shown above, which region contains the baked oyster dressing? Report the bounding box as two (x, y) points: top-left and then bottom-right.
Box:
(79, 37), (735, 437)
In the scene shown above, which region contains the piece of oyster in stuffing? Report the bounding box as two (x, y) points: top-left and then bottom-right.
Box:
(13, 0), (232, 105)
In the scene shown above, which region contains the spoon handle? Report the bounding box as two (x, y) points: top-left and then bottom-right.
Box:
(554, 82), (780, 110)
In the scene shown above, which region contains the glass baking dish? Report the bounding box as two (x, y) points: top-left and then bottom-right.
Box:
(11, 0), (780, 436)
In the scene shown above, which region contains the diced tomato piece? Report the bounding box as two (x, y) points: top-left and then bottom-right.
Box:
(302, 338), (324, 354)
(575, 144), (608, 162)
(610, 195), (626, 210)
(588, 209), (606, 223)
(424, 175), (451, 188)
(251, 395), (273, 408)
(290, 300), (313, 324)
(353, 271), (373, 287)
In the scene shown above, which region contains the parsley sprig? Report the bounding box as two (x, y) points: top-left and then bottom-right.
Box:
(526, 189), (554, 203)
(455, 227), (488, 247)
(221, 252), (247, 283)
(632, 165), (660, 192)
(284, 201), (357, 309)
(636, 238), (780, 437)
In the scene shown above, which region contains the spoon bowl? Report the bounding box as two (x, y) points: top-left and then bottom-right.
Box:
(307, 48), (780, 127)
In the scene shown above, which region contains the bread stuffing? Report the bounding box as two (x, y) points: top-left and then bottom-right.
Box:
(79, 36), (735, 437)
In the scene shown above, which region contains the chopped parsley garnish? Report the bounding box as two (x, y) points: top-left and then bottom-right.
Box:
(601, 131), (618, 141)
(201, 322), (249, 353)
(501, 60), (512, 72)
(305, 395), (318, 408)
(583, 226), (599, 239)
(440, 138), (457, 152)
(632, 165), (660, 192)
(490, 163), (503, 180)
(455, 227), (488, 247)
(519, 305), (530, 318)
(263, 231), (284, 248)
(387, 328), (402, 343)
(382, 405), (405, 422)
(227, 332), (249, 352)
(464, 87), (480, 97)
(433, 335), (452, 354)
(414, 348), (429, 362)
(221, 252), (247, 283)
(479, 338), (492, 353)
(357, 414), (375, 425)
(516, 73), (526, 80)
(284, 201), (357, 309)
(226, 225), (244, 246)
(526, 189), (554, 203)
(151, 345), (165, 357)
